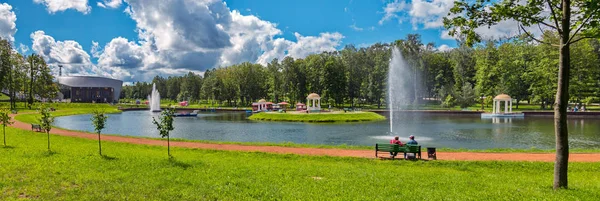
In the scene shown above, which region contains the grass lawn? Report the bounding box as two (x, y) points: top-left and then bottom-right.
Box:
(248, 111), (386, 122)
(14, 103), (121, 124)
(1, 128), (600, 200)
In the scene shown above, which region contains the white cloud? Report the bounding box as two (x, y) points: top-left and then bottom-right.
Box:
(30, 31), (131, 80)
(287, 32), (344, 59)
(18, 43), (29, 53)
(436, 44), (453, 52)
(23, 0), (347, 81)
(378, 0), (408, 25)
(80, 0), (345, 81)
(408, 0), (454, 30)
(0, 3), (17, 43)
(97, 0), (122, 9)
(349, 24), (363, 31)
(34, 0), (91, 14)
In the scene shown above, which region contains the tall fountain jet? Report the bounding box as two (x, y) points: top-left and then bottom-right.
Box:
(149, 83), (161, 112)
(388, 47), (413, 134)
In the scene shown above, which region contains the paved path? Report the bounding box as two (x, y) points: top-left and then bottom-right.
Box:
(11, 113), (600, 162)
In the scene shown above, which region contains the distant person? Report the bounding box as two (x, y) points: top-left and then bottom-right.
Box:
(390, 136), (403, 157)
(574, 105), (579, 112)
(405, 135), (418, 159)
(407, 135), (418, 145)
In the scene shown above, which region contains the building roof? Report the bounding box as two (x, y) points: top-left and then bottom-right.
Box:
(307, 93), (320, 99)
(494, 94), (512, 100)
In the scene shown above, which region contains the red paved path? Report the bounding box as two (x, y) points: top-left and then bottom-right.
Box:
(11, 114), (600, 162)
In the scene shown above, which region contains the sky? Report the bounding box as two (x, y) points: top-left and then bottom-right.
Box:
(0, 0), (527, 82)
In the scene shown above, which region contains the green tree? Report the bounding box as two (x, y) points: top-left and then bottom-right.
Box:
(444, 0), (600, 189)
(38, 105), (54, 152)
(91, 110), (108, 156)
(152, 108), (175, 157)
(0, 108), (13, 147)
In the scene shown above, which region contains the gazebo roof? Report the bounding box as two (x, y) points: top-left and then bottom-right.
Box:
(307, 93), (320, 99)
(278, 102), (289, 105)
(258, 99), (267, 103)
(494, 94), (512, 101)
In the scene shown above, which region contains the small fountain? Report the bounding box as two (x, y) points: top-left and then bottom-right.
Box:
(148, 83), (161, 112)
(388, 47), (414, 134)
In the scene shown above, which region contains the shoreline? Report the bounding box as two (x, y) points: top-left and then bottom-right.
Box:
(120, 107), (600, 118)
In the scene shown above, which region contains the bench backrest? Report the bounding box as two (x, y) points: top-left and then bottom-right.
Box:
(405, 144), (420, 153)
(376, 144), (405, 152)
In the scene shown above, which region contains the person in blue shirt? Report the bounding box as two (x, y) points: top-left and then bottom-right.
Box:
(407, 135), (418, 145)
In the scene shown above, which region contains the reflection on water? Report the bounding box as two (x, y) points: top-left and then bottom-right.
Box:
(52, 111), (600, 149)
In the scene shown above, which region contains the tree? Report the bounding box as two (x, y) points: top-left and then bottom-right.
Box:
(91, 110), (108, 156)
(0, 108), (13, 147)
(38, 105), (54, 152)
(444, 0), (600, 189)
(152, 108), (175, 157)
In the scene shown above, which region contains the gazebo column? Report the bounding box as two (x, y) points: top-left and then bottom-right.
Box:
(504, 101), (508, 113)
(509, 99), (513, 113)
(493, 100), (496, 113)
(497, 101), (501, 114)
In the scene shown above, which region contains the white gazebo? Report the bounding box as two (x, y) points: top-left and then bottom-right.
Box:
(493, 94), (512, 114)
(257, 99), (268, 111)
(307, 93), (321, 111)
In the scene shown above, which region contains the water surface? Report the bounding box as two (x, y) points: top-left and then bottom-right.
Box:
(53, 111), (600, 149)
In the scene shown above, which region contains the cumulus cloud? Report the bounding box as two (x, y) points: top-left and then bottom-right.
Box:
(34, 0), (91, 14)
(30, 31), (131, 80)
(97, 0), (122, 9)
(379, 0), (542, 41)
(0, 3), (17, 43)
(436, 44), (453, 52)
(18, 43), (29, 53)
(80, 0), (345, 81)
(378, 0), (408, 25)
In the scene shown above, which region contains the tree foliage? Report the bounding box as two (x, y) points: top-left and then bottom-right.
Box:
(152, 108), (175, 157)
(91, 110), (108, 156)
(38, 104), (54, 152)
(0, 108), (13, 147)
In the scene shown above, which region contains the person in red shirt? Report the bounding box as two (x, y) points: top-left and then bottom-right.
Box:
(389, 136), (403, 157)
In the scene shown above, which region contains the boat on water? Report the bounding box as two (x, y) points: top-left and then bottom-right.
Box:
(173, 110), (199, 117)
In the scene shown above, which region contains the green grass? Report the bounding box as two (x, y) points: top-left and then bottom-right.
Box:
(248, 111), (386, 122)
(1, 128), (600, 200)
(14, 103), (121, 124)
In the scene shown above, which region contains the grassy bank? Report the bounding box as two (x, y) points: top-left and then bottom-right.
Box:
(1, 128), (600, 200)
(248, 111), (386, 122)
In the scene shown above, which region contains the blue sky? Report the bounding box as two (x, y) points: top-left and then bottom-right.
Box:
(1, 0), (500, 82)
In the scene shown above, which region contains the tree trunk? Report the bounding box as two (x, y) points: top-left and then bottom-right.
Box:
(167, 135), (171, 157)
(554, 2), (570, 189)
(3, 125), (5, 146)
(47, 131), (50, 151)
(98, 132), (102, 156)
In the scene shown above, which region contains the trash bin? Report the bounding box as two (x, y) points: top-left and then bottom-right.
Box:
(427, 147), (436, 160)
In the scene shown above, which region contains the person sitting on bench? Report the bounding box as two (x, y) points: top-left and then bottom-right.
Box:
(407, 135), (418, 145)
(389, 136), (403, 157)
(405, 135), (418, 159)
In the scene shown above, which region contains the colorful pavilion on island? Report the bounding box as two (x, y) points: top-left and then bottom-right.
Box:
(252, 99), (273, 112)
(296, 103), (306, 111)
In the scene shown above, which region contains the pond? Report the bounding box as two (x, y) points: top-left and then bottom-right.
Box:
(52, 111), (600, 149)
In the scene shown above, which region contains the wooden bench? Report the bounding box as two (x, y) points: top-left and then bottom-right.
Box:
(375, 144), (421, 159)
(31, 124), (42, 132)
